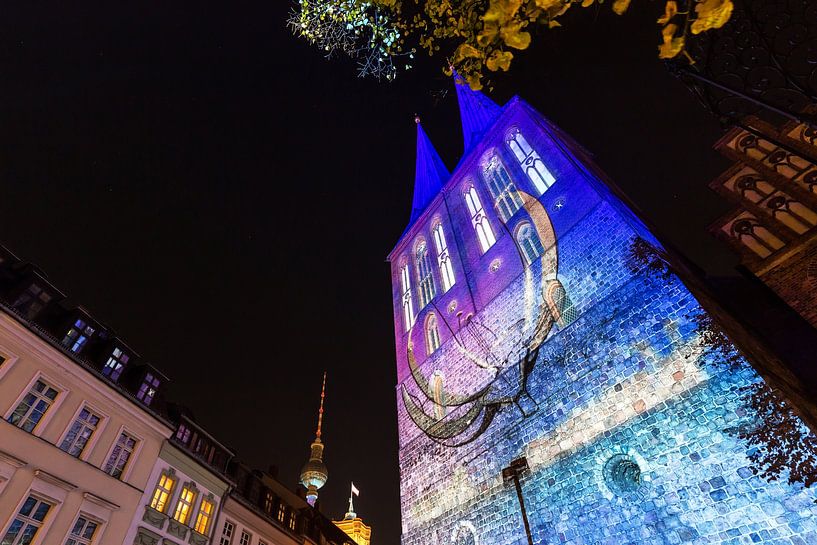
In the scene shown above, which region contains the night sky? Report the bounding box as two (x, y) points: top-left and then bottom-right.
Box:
(0, 3), (740, 543)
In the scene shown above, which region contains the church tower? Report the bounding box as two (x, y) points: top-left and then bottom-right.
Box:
(388, 79), (817, 544)
(299, 372), (328, 507)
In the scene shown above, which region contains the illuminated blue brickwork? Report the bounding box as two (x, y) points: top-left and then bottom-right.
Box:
(388, 86), (817, 545)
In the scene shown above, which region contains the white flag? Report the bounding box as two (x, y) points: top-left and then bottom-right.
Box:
(351, 483), (360, 496)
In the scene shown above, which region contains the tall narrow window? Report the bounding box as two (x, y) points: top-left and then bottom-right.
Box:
(483, 155), (524, 222)
(507, 129), (555, 194)
(425, 314), (441, 355)
(288, 512), (297, 531)
(173, 485), (197, 525)
(399, 263), (415, 331)
(219, 522), (235, 545)
(1, 496), (53, 545)
(7, 379), (59, 433)
(104, 431), (137, 479)
(415, 240), (436, 308)
(239, 531), (251, 545)
(65, 515), (99, 545)
(102, 348), (129, 381)
(464, 186), (496, 253)
(136, 373), (160, 406)
(195, 498), (215, 535)
(149, 472), (176, 513)
(60, 407), (102, 458)
(432, 223), (455, 292)
(277, 503), (286, 523)
(515, 223), (544, 265)
(62, 319), (95, 353)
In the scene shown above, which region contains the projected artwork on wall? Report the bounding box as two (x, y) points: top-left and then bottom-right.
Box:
(388, 79), (817, 545)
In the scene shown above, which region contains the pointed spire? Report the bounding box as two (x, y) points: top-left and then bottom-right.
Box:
(453, 71), (502, 154)
(315, 370), (326, 440)
(408, 116), (450, 225)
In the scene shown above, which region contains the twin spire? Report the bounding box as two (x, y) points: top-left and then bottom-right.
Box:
(408, 75), (502, 227)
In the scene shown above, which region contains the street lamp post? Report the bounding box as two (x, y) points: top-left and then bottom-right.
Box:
(502, 457), (535, 545)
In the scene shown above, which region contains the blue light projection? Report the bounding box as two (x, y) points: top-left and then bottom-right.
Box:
(388, 83), (817, 544)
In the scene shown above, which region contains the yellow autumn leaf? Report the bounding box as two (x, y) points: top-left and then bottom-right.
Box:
(478, 21), (500, 46)
(612, 0), (630, 15)
(581, 0), (594, 7)
(691, 0), (733, 34)
(658, 23), (685, 58)
(657, 1), (678, 24)
(466, 72), (483, 90)
(454, 43), (483, 62)
(548, 19), (562, 28)
(486, 49), (514, 71)
(535, 0), (563, 9)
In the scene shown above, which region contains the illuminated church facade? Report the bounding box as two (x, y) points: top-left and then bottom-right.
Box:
(388, 81), (817, 545)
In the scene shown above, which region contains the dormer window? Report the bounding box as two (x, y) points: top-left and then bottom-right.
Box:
(137, 373), (160, 406)
(102, 347), (129, 381)
(507, 129), (555, 194)
(483, 155), (523, 222)
(12, 284), (53, 320)
(62, 319), (95, 354)
(175, 424), (192, 445)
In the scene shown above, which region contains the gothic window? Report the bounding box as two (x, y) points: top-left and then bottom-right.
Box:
(464, 185), (496, 253)
(430, 370), (445, 420)
(60, 406), (102, 458)
(1, 496), (53, 545)
(483, 155), (524, 222)
(415, 240), (436, 308)
(729, 217), (784, 258)
(7, 379), (59, 433)
(399, 261), (415, 331)
(150, 471), (176, 513)
(507, 129), (555, 194)
(432, 223), (455, 292)
(425, 313), (441, 355)
(731, 171), (773, 203)
(764, 195), (817, 234)
(515, 222), (544, 265)
(102, 347), (129, 382)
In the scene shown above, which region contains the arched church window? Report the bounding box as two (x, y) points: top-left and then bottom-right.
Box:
(399, 261), (415, 331)
(507, 129), (555, 195)
(464, 185), (496, 253)
(730, 218), (784, 258)
(483, 155), (524, 222)
(415, 240), (436, 308)
(432, 223), (456, 292)
(765, 195), (817, 234)
(515, 222), (543, 265)
(430, 370), (446, 420)
(425, 314), (441, 355)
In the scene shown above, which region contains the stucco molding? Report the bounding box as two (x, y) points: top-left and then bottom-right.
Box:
(83, 491), (120, 511)
(188, 531), (208, 545)
(134, 526), (162, 545)
(0, 448), (26, 468)
(33, 469), (77, 491)
(167, 518), (188, 540)
(143, 506), (168, 530)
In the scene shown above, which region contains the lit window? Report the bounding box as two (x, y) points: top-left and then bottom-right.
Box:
(507, 129), (555, 194)
(515, 223), (544, 265)
(1, 496), (53, 545)
(483, 155), (523, 222)
(263, 491), (274, 515)
(175, 424), (192, 445)
(60, 407), (102, 458)
(136, 373), (160, 406)
(104, 431), (137, 479)
(399, 263), (415, 331)
(62, 319), (95, 353)
(65, 515), (99, 545)
(7, 379), (59, 433)
(219, 521), (235, 545)
(432, 223), (455, 292)
(194, 498), (214, 535)
(102, 348), (129, 381)
(173, 485), (197, 525)
(425, 314), (441, 355)
(149, 472), (176, 513)
(464, 186), (496, 253)
(277, 502), (286, 523)
(239, 531), (251, 545)
(12, 284), (53, 320)
(288, 512), (297, 531)
(415, 240), (436, 308)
